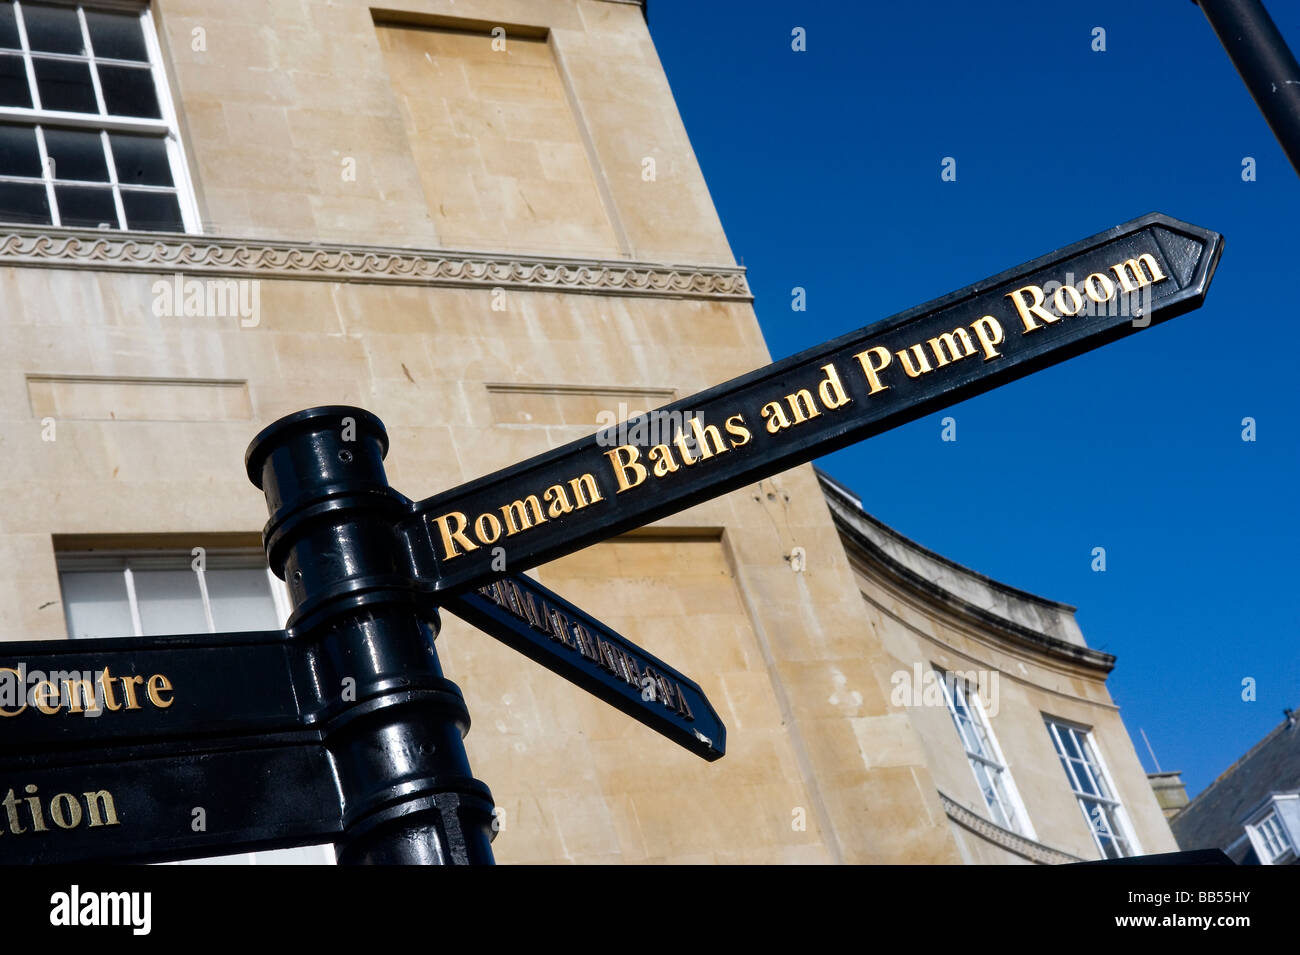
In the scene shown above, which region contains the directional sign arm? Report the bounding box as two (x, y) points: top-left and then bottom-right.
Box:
(0, 734), (341, 864)
(442, 574), (726, 760)
(409, 213), (1223, 594)
(0, 630), (304, 751)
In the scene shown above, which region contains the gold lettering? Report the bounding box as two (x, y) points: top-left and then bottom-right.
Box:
(541, 606), (562, 639)
(2, 788), (25, 833)
(605, 446), (647, 493)
(549, 610), (573, 648)
(574, 623), (599, 660)
(32, 681), (58, 716)
(1110, 253), (1166, 293)
(619, 650), (643, 688)
(146, 674), (174, 709)
(568, 473), (602, 508)
(852, 346), (892, 395)
(971, 315), (1004, 360)
(927, 328), (976, 367)
(896, 344), (933, 378)
(49, 793), (80, 829)
(432, 511), (478, 560)
(672, 427), (699, 466)
(1054, 283), (1084, 317)
(543, 484), (574, 517)
(498, 579), (523, 616)
(1084, 272), (1115, 303)
(1005, 284), (1059, 333)
(724, 413), (752, 447)
(61, 678), (99, 715)
(120, 674), (144, 710)
(23, 784), (45, 832)
(688, 417), (727, 459)
(648, 444), (679, 477)
(597, 639), (632, 684)
(500, 495), (547, 536)
(517, 588), (545, 631)
(98, 667), (121, 712)
(784, 388), (822, 423)
(652, 669), (676, 709)
(675, 682), (694, 720)
(82, 790), (119, 827)
(817, 363), (851, 409)
(473, 512), (502, 545)
(760, 400), (793, 433)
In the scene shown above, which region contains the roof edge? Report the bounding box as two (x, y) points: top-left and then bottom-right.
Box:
(817, 467), (1077, 614)
(819, 469), (1114, 671)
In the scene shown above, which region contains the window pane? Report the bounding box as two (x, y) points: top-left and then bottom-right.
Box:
(61, 570), (134, 639)
(1056, 725), (1082, 761)
(85, 10), (147, 62)
(0, 179), (51, 223)
(120, 188), (181, 231)
(133, 569), (207, 635)
(0, 53), (32, 107)
(206, 568), (281, 632)
(33, 56), (97, 112)
(53, 182), (116, 226)
(0, 123), (42, 176)
(1071, 760), (1099, 797)
(21, 2), (85, 55)
(0, 4), (19, 49)
(109, 132), (170, 185)
(44, 126), (107, 181)
(97, 63), (158, 118)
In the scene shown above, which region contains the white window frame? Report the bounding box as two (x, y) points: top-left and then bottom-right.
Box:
(1045, 717), (1142, 859)
(0, 0), (201, 232)
(58, 548), (291, 637)
(935, 666), (1036, 839)
(1244, 795), (1298, 865)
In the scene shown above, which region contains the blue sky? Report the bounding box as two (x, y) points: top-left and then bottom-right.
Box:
(649, 0), (1300, 798)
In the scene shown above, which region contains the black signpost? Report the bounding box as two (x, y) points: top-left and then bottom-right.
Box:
(0, 212), (1222, 865)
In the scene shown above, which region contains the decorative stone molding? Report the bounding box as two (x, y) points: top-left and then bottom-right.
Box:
(0, 228), (752, 302)
(819, 468), (1116, 672)
(939, 791), (1084, 865)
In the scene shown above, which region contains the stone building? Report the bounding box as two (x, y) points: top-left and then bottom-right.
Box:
(0, 0), (1175, 863)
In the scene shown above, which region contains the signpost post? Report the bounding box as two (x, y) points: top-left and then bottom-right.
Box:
(0, 212), (1223, 865)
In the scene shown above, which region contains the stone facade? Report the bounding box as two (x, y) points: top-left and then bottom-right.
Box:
(0, 0), (1175, 863)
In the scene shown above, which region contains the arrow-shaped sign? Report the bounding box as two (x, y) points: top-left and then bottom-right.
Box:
(443, 573), (725, 760)
(409, 213), (1222, 596)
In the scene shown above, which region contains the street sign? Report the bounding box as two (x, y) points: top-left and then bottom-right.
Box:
(410, 212), (1222, 596)
(5, 211), (1223, 865)
(0, 737), (340, 864)
(444, 573), (726, 760)
(0, 630), (304, 749)
(0, 630), (343, 864)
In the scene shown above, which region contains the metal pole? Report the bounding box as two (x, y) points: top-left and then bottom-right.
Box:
(245, 406), (496, 864)
(1196, 0), (1300, 178)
